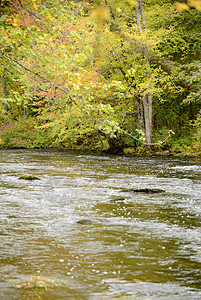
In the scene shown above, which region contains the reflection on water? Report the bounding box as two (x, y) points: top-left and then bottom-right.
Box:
(0, 150), (201, 299)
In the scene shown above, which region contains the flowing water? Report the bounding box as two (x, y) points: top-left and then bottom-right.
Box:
(0, 149), (201, 300)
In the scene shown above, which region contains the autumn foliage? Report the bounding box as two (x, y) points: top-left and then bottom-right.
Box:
(0, 0), (201, 154)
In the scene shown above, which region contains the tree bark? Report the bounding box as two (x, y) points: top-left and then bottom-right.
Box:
(143, 93), (152, 145)
(139, 0), (146, 29)
(2, 67), (8, 115)
(135, 95), (145, 133)
(135, 4), (142, 34)
(135, 0), (152, 146)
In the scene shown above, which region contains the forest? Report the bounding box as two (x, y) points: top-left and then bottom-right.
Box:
(0, 0), (201, 155)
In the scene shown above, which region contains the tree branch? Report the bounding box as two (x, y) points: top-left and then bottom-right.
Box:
(0, 50), (172, 146)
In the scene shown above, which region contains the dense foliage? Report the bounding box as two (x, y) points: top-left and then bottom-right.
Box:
(0, 0), (201, 155)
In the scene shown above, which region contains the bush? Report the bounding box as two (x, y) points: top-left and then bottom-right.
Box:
(190, 117), (201, 155)
(0, 118), (53, 149)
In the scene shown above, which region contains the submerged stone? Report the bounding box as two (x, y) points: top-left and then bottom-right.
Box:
(120, 188), (165, 194)
(110, 197), (125, 203)
(19, 174), (40, 180)
(77, 219), (93, 225)
(15, 275), (71, 289)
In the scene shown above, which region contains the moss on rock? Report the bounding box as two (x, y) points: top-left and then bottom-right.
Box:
(19, 174), (40, 180)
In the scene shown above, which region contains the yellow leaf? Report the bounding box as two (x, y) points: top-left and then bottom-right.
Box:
(91, 7), (110, 23)
(126, 0), (137, 6)
(116, 7), (122, 13)
(175, 2), (190, 13)
(0, 137), (4, 146)
(32, 0), (38, 10)
(188, 0), (201, 11)
(47, 12), (54, 21)
(3, 36), (12, 43)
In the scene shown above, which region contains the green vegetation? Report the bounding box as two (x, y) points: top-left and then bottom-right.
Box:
(19, 174), (40, 180)
(0, 0), (201, 155)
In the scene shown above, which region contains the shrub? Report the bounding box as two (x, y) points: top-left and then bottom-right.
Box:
(0, 118), (53, 149)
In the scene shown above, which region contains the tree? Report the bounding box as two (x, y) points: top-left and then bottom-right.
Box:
(0, 1), (10, 117)
(86, 0), (155, 146)
(0, 0), (200, 153)
(135, 0), (153, 146)
(88, 0), (201, 148)
(2, 68), (8, 114)
(0, 0), (27, 122)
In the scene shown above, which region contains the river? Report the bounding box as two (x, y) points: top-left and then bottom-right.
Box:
(0, 149), (201, 299)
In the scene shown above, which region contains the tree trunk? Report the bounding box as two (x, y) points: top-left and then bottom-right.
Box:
(135, 4), (142, 34)
(135, 95), (145, 133)
(143, 93), (152, 145)
(135, 0), (152, 146)
(2, 67), (8, 115)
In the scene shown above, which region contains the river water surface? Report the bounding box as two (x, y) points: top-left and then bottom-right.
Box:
(0, 150), (201, 299)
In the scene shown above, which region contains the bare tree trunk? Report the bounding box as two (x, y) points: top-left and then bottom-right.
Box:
(135, 0), (152, 146)
(135, 4), (142, 34)
(139, 0), (146, 29)
(143, 93), (152, 145)
(2, 67), (8, 115)
(135, 95), (145, 133)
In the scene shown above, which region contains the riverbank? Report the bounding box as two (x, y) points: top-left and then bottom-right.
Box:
(0, 118), (200, 157)
(0, 142), (200, 158)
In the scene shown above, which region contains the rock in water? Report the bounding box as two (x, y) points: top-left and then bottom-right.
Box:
(133, 188), (165, 194)
(120, 188), (165, 194)
(77, 219), (93, 225)
(110, 198), (125, 203)
(19, 174), (40, 180)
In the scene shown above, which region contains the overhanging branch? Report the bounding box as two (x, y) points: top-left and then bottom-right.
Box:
(0, 50), (173, 146)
